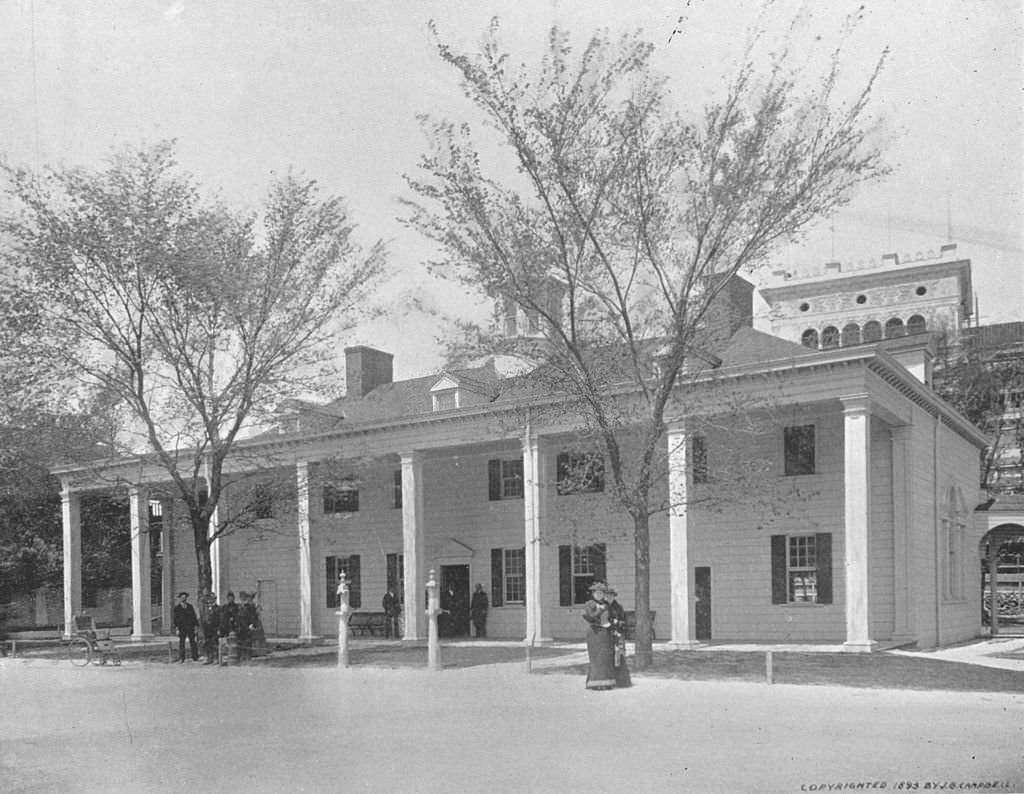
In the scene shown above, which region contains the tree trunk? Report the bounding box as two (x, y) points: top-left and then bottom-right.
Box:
(192, 513), (214, 612)
(632, 510), (653, 670)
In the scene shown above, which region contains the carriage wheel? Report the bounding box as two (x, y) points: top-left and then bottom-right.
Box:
(67, 637), (92, 667)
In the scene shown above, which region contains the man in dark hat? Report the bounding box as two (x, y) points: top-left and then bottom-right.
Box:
(171, 591), (199, 663)
(201, 594), (221, 664)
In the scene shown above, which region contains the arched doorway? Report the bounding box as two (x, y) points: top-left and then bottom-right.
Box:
(979, 523), (1024, 635)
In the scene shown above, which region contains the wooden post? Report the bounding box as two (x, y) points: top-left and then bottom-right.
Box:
(426, 569), (441, 671)
(336, 572), (352, 669)
(525, 632), (535, 673)
(765, 650), (774, 684)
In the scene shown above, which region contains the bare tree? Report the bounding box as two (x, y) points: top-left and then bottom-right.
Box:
(935, 326), (1024, 494)
(404, 19), (889, 667)
(2, 141), (386, 604)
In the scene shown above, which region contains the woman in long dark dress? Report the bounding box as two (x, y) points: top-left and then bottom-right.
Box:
(582, 582), (631, 690)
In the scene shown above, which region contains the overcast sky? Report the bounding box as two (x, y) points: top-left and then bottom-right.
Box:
(2, 0), (1021, 378)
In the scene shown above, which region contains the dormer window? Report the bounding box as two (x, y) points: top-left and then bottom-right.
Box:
(430, 373), (463, 411)
(433, 388), (459, 411)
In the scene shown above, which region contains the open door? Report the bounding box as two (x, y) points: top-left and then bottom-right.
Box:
(440, 565), (470, 637)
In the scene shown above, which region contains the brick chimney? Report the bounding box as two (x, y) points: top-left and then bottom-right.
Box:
(702, 272), (754, 340)
(344, 346), (394, 398)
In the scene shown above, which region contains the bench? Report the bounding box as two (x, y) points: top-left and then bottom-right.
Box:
(347, 611), (388, 637)
(623, 610), (656, 641)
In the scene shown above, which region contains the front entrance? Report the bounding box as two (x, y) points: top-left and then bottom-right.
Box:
(440, 565), (470, 637)
(695, 567), (711, 641)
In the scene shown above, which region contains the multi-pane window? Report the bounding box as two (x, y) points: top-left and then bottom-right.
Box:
(787, 535), (817, 603)
(490, 546), (525, 606)
(326, 555), (361, 608)
(392, 469), (402, 509)
(784, 424), (816, 475)
(503, 548), (526, 604)
(487, 458), (524, 500)
(771, 533), (832, 605)
(556, 543), (607, 605)
(556, 452), (605, 494)
(323, 480), (359, 513)
(692, 435), (708, 484)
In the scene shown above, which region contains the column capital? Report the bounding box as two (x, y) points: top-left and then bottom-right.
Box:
(840, 393), (872, 415)
(400, 450), (423, 467)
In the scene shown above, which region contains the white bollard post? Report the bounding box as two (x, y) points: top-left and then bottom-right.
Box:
(335, 572), (353, 669)
(426, 569), (441, 671)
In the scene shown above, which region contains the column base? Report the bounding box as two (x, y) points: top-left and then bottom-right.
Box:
(667, 640), (701, 650)
(842, 640), (878, 654)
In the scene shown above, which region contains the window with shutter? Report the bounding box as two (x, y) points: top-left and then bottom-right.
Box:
(558, 543), (607, 605)
(770, 533), (832, 605)
(487, 458), (523, 500)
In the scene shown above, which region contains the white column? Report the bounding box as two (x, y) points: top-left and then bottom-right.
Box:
(842, 395), (876, 652)
(130, 485), (154, 640)
(160, 499), (173, 633)
(297, 461), (315, 641)
(667, 425), (698, 648)
(890, 425), (915, 644)
(61, 484), (82, 639)
(523, 432), (551, 643)
(401, 452), (426, 640)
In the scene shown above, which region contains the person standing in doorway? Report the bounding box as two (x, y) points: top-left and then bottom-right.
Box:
(382, 586), (401, 639)
(172, 592), (199, 663)
(470, 583), (489, 638)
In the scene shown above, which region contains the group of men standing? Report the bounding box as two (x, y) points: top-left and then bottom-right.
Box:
(171, 590), (263, 664)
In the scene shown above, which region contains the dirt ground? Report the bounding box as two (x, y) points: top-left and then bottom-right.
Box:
(2, 656), (1023, 793)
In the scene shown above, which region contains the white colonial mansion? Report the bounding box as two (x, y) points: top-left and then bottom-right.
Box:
(54, 244), (1022, 650)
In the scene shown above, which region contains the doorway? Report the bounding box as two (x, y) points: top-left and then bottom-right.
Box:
(440, 565), (470, 637)
(695, 567), (711, 641)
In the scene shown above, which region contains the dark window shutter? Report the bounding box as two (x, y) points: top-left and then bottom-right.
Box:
(348, 555), (362, 609)
(326, 557), (336, 608)
(491, 548), (504, 607)
(593, 543), (607, 583)
(386, 553), (398, 593)
(488, 459), (502, 501)
(771, 535), (787, 604)
(815, 533), (832, 605)
(558, 545), (572, 606)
